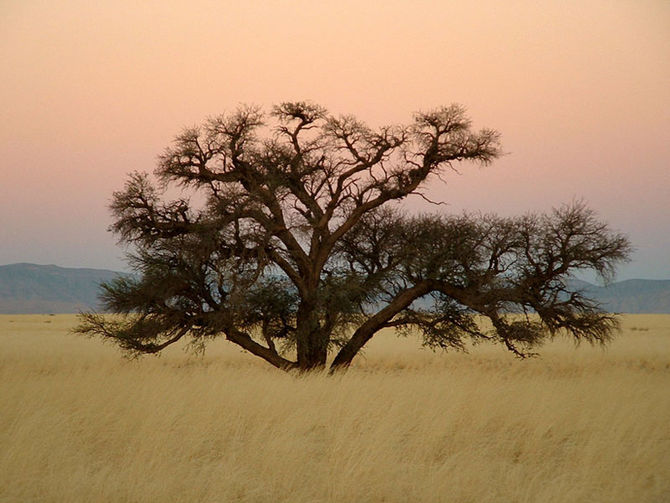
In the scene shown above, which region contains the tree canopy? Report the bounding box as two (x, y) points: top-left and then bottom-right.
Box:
(77, 102), (631, 372)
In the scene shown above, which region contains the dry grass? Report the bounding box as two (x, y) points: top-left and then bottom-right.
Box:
(1, 314), (669, 502)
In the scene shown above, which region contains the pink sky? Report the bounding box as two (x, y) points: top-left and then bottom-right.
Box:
(1, 0), (668, 279)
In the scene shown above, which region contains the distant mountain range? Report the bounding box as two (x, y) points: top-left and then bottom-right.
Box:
(0, 263), (124, 314)
(568, 278), (670, 314)
(0, 263), (669, 314)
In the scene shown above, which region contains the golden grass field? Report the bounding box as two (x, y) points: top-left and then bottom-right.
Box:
(1, 314), (669, 502)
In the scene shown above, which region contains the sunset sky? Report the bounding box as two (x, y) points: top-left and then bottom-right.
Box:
(1, 0), (668, 280)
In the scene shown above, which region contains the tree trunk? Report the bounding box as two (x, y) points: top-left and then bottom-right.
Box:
(295, 301), (328, 370)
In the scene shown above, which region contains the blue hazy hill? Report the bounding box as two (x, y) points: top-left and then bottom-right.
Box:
(0, 263), (124, 314)
(0, 263), (669, 314)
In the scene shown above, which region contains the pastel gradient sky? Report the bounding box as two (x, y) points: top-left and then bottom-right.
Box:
(1, 0), (668, 279)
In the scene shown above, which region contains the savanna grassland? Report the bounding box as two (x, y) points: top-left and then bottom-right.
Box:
(1, 314), (669, 502)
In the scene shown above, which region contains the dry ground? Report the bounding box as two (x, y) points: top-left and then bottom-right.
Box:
(1, 314), (669, 502)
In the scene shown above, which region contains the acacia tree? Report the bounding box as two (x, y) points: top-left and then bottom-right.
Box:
(77, 102), (631, 372)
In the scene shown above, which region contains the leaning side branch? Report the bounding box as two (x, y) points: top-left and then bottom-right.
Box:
(330, 202), (631, 370)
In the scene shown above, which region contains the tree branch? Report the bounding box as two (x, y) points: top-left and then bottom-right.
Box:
(226, 329), (297, 371)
